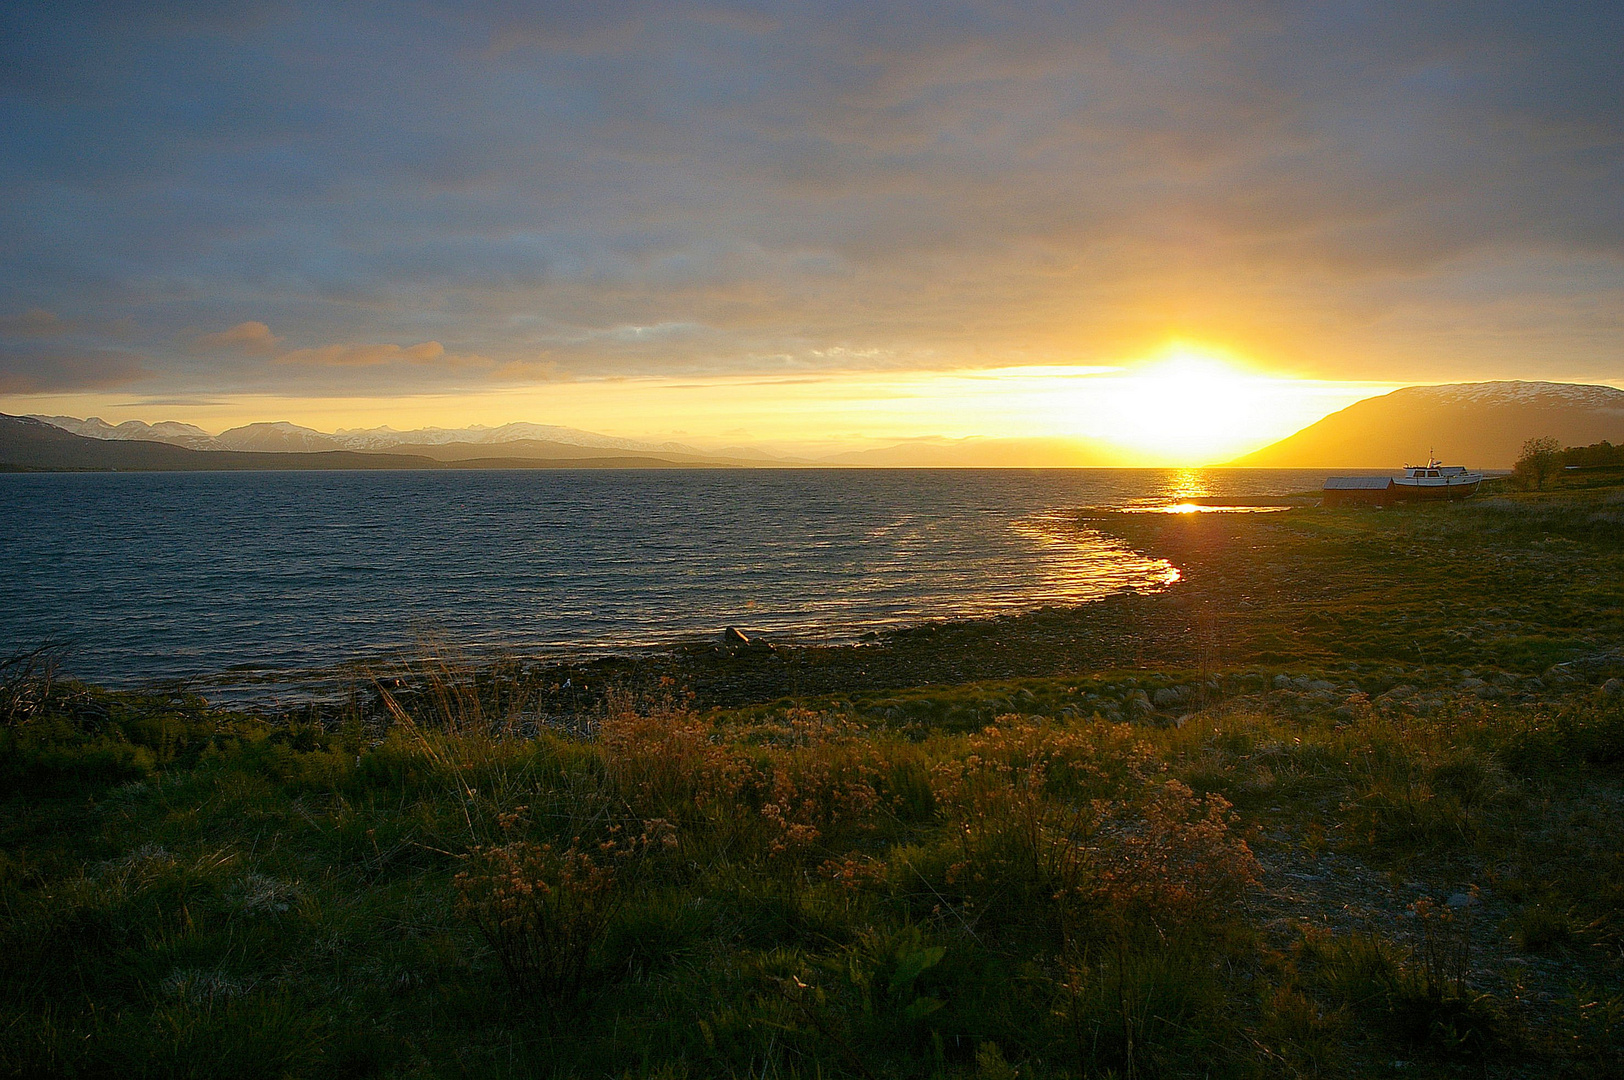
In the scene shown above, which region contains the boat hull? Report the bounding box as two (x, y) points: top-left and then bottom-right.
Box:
(1391, 478), (1481, 501)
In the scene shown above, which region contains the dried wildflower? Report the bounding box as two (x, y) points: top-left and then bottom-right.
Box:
(453, 841), (619, 1001)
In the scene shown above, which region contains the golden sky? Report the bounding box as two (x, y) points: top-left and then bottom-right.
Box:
(15, 348), (1393, 464)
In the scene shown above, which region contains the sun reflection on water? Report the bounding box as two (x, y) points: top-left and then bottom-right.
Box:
(1142, 468), (1293, 513)
(1166, 468), (1212, 503)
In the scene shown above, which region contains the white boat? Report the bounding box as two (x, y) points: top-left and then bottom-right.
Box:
(1391, 457), (1482, 501)
(1322, 455), (1482, 505)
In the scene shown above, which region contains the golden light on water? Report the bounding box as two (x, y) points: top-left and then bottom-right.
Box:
(1166, 468), (1212, 502)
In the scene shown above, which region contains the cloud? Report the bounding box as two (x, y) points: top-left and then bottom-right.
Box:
(0, 348), (146, 393)
(0, 309), (70, 336)
(194, 321), (284, 353)
(488, 358), (567, 382)
(272, 340), (496, 372)
(276, 341), (448, 366)
(0, 1), (1618, 400)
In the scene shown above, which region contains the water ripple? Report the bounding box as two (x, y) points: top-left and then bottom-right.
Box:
(0, 468), (1333, 688)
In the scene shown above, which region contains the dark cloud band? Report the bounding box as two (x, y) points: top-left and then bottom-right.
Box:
(0, 1), (1618, 398)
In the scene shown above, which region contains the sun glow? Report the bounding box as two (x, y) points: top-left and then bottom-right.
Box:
(10, 345), (1385, 465)
(1081, 347), (1314, 464)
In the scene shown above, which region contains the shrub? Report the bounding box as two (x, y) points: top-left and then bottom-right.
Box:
(758, 745), (881, 867)
(453, 840), (619, 1001)
(929, 718), (1151, 910)
(1089, 779), (1259, 924)
(600, 697), (746, 831)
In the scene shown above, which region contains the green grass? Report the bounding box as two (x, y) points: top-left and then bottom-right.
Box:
(2, 486), (1623, 1078)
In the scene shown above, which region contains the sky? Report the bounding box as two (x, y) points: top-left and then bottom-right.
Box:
(0, 2), (1620, 461)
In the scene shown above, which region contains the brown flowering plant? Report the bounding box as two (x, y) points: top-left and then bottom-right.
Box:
(929, 718), (1146, 901)
(454, 813), (673, 1000)
(1088, 779), (1260, 923)
(454, 839), (619, 1000)
(599, 694), (748, 829)
(758, 747), (881, 864)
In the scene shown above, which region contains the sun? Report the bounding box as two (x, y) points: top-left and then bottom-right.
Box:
(1088, 347), (1290, 464)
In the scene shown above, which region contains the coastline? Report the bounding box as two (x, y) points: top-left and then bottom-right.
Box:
(33, 480), (1616, 725)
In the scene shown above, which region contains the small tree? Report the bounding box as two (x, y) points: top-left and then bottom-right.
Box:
(1515, 436), (1562, 490)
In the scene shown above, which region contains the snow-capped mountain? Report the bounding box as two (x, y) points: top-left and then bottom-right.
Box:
(32, 416), (217, 449)
(212, 422), (345, 452)
(1396, 381), (1624, 410)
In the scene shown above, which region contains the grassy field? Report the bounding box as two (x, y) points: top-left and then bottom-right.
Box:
(2, 484), (1622, 1078)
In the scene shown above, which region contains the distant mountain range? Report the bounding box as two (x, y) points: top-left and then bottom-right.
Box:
(0, 415), (733, 472)
(9, 380), (1622, 471)
(1232, 381), (1624, 469)
(24, 416), (777, 468)
(22, 415), (1136, 468)
(34, 415), (722, 458)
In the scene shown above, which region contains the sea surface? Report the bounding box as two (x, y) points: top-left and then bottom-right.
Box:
(1, 468), (1336, 693)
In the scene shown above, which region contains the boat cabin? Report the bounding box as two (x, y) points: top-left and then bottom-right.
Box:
(1404, 463), (1471, 480)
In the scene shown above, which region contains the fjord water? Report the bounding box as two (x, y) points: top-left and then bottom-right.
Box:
(1, 469), (1329, 689)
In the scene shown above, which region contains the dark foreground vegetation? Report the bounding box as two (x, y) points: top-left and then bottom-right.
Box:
(3, 484), (1623, 1078)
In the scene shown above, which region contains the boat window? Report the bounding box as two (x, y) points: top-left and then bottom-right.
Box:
(1427, 470), (1438, 478)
